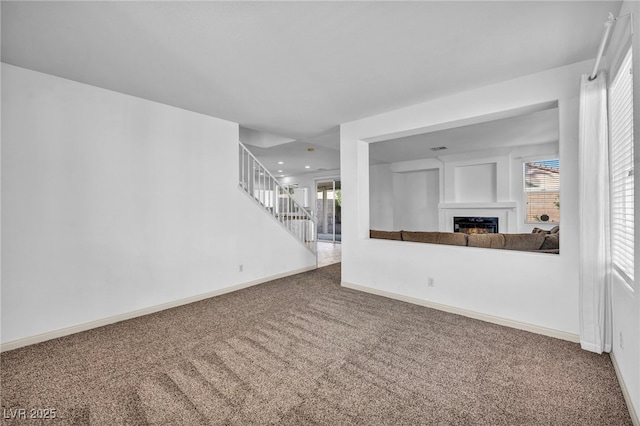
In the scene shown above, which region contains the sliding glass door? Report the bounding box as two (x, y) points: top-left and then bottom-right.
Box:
(316, 180), (341, 242)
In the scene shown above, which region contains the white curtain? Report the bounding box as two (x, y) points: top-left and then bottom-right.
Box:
(578, 73), (612, 354)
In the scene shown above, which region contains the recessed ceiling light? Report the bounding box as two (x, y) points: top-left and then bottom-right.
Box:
(278, 170), (283, 173)
(280, 175), (285, 177)
(278, 161), (284, 165)
(305, 165), (310, 169)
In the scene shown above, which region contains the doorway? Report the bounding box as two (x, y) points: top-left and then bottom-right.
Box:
(316, 179), (341, 242)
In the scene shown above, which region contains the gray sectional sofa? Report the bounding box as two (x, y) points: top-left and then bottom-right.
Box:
(370, 227), (559, 254)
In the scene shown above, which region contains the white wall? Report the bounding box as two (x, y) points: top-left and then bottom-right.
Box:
(341, 60), (589, 338)
(1, 64), (316, 345)
(389, 169), (439, 231)
(393, 169), (439, 231)
(369, 164), (394, 230)
(606, 0), (640, 420)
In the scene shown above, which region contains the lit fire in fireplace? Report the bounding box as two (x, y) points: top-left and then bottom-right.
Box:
(464, 227), (489, 234)
(453, 217), (499, 234)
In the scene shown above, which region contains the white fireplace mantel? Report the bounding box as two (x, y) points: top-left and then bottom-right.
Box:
(438, 202), (517, 210)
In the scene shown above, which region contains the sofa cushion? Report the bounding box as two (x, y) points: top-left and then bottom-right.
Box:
(437, 232), (468, 246)
(532, 225), (560, 235)
(468, 233), (506, 249)
(370, 230), (402, 241)
(531, 227), (550, 234)
(400, 231), (468, 246)
(401, 231), (440, 244)
(503, 233), (546, 251)
(540, 234), (560, 250)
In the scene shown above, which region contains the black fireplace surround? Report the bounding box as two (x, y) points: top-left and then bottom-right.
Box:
(453, 216), (499, 234)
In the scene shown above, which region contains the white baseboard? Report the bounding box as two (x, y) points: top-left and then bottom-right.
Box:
(610, 351), (640, 426)
(1, 266), (316, 353)
(341, 281), (580, 343)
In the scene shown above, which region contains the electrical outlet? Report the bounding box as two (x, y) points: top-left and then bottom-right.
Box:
(427, 277), (435, 287)
(239, 264), (244, 272)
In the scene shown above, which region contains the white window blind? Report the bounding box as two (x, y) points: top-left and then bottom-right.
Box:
(524, 159), (560, 223)
(609, 47), (634, 285)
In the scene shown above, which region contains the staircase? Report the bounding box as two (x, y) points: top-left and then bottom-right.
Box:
(239, 141), (317, 254)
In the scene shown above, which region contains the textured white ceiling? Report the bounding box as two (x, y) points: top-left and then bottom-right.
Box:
(1, 1), (621, 175)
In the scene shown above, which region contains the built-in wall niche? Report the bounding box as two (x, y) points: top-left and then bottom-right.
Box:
(368, 163), (441, 232)
(453, 163), (497, 202)
(392, 169), (440, 231)
(442, 152), (511, 204)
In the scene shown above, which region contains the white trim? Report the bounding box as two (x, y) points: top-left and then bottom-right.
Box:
(341, 281), (580, 343)
(580, 340), (603, 353)
(438, 202), (517, 210)
(313, 174), (341, 182)
(1, 266), (316, 353)
(610, 351), (640, 426)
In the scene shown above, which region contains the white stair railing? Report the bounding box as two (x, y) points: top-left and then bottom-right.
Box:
(239, 141), (317, 254)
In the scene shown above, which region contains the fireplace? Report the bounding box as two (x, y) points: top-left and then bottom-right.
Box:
(453, 216), (499, 234)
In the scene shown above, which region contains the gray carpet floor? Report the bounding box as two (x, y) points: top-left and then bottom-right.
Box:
(0, 263), (632, 425)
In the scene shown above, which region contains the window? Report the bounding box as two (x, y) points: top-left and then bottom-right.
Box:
(609, 47), (634, 285)
(524, 159), (560, 223)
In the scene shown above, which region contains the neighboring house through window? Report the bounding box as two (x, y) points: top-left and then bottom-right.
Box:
(524, 159), (560, 223)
